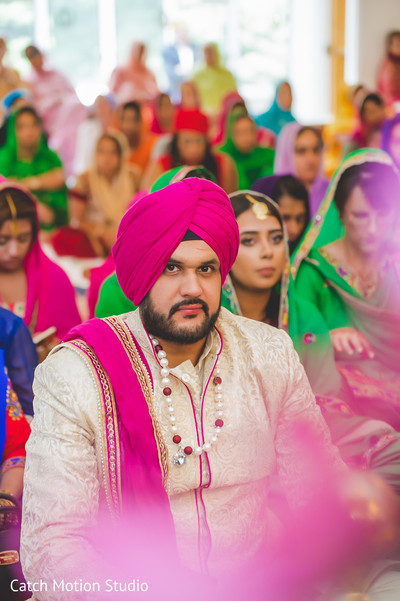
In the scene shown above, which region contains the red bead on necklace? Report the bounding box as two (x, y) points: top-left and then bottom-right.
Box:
(149, 333), (224, 466)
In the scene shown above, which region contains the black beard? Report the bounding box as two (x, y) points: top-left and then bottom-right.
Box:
(139, 295), (221, 344)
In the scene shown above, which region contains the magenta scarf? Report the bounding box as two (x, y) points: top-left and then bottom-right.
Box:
(24, 242), (82, 337)
(87, 254), (115, 319)
(64, 317), (176, 538)
(0, 180), (81, 337)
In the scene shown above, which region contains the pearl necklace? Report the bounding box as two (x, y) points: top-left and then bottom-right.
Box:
(149, 334), (224, 467)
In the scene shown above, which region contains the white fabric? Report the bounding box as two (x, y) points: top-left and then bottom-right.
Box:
(21, 308), (344, 599)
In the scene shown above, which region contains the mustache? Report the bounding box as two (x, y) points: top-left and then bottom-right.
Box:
(168, 298), (209, 318)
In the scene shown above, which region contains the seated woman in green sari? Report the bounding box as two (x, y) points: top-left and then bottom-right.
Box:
(222, 189), (400, 495)
(292, 149), (400, 430)
(219, 113), (275, 190)
(0, 106), (68, 233)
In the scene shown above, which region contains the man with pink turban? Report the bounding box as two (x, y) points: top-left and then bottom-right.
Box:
(21, 178), (344, 600)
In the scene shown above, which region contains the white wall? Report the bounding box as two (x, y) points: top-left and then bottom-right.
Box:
(346, 0), (400, 89)
(288, 0), (332, 124)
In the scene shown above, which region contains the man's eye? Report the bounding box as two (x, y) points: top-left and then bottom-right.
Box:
(199, 265), (214, 273)
(165, 264), (178, 272)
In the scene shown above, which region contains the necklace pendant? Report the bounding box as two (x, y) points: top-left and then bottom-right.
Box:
(173, 447), (187, 467)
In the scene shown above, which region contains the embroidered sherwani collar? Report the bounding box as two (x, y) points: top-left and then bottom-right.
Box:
(123, 309), (221, 374)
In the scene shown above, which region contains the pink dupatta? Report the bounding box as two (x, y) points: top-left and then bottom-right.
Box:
(64, 317), (176, 538)
(0, 179), (81, 337)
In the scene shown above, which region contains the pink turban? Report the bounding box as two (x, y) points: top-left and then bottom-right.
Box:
(113, 178), (239, 305)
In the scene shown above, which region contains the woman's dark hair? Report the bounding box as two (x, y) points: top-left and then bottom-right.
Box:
(180, 167), (216, 182)
(386, 30), (400, 52)
(272, 174), (310, 220)
(0, 187), (37, 243)
(121, 101), (141, 120)
(169, 133), (218, 179)
(229, 191), (283, 327)
(14, 105), (42, 127)
(24, 44), (41, 59)
(230, 101), (248, 115)
(334, 161), (400, 216)
(360, 93), (385, 119)
(296, 126), (324, 150)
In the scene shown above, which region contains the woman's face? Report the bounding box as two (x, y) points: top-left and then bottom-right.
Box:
(0, 218), (33, 272)
(157, 95), (174, 126)
(389, 123), (400, 166)
(231, 118), (257, 154)
(294, 129), (323, 186)
(278, 194), (308, 244)
(362, 101), (385, 126)
(231, 209), (285, 291)
(177, 130), (207, 164)
(96, 137), (121, 177)
(277, 83), (292, 111)
(120, 108), (141, 140)
(389, 35), (400, 57)
(342, 185), (395, 256)
(15, 112), (41, 150)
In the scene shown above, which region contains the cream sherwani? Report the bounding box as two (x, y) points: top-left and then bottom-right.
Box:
(21, 308), (343, 599)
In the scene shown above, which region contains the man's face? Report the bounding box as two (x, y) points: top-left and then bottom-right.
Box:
(140, 240), (222, 344)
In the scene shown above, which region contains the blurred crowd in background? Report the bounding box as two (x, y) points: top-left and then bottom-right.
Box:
(1, 18), (400, 600)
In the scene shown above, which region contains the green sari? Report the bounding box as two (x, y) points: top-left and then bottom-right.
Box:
(0, 115), (68, 231)
(222, 192), (400, 492)
(96, 271), (135, 318)
(291, 148), (400, 428)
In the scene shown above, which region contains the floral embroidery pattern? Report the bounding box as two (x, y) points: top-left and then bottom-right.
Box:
(303, 332), (316, 345)
(6, 387), (22, 421)
(1, 456), (25, 475)
(1, 301), (25, 319)
(65, 340), (122, 519)
(318, 247), (388, 300)
(337, 364), (400, 403)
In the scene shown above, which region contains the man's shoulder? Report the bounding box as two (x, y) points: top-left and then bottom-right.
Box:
(39, 343), (94, 384)
(217, 307), (291, 349)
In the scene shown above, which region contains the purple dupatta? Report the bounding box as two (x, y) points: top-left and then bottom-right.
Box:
(274, 122), (329, 217)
